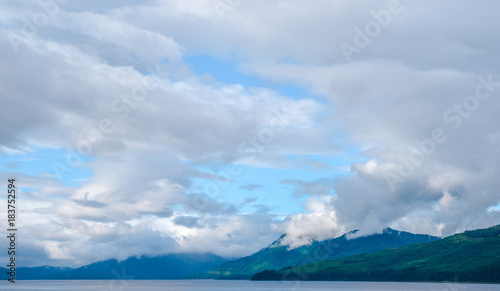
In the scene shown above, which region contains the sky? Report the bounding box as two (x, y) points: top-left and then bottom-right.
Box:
(1, 0), (500, 267)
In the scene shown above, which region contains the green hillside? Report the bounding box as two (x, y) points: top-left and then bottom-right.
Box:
(190, 228), (439, 279)
(252, 225), (500, 283)
(187, 234), (318, 279)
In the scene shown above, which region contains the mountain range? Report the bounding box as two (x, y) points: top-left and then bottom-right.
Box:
(0, 253), (228, 280)
(189, 228), (439, 279)
(2, 225), (499, 283)
(252, 224), (500, 283)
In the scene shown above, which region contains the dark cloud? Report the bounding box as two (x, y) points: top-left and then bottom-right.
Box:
(173, 216), (200, 228)
(183, 193), (239, 215)
(240, 184), (263, 191)
(244, 197), (257, 203)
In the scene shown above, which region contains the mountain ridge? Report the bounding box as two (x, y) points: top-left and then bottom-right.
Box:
(251, 224), (500, 283)
(0, 253), (228, 280)
(189, 227), (440, 279)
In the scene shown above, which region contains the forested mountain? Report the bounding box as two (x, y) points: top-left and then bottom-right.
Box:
(252, 225), (500, 283)
(191, 228), (439, 279)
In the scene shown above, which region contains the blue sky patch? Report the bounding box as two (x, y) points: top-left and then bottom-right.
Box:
(185, 54), (322, 101)
(0, 146), (94, 187)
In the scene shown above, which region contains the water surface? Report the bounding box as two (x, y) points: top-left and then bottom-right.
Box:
(0, 280), (498, 290)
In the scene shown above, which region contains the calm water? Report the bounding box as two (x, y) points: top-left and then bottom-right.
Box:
(0, 280), (498, 290)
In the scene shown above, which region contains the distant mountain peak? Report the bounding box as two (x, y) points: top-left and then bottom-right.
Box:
(268, 234), (287, 248)
(383, 227), (398, 234)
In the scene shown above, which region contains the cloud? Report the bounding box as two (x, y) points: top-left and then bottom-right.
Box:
(296, 156), (329, 171)
(282, 178), (334, 197)
(157, 213), (279, 258)
(240, 184), (262, 191)
(276, 196), (345, 248)
(173, 216), (200, 228)
(183, 193), (239, 215)
(1, 0), (500, 265)
(244, 197), (257, 203)
(55, 11), (184, 61)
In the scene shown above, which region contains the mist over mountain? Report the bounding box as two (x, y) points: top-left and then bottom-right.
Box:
(190, 228), (439, 279)
(252, 225), (500, 283)
(3, 225), (499, 283)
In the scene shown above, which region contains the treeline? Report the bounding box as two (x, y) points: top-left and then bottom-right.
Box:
(252, 224), (500, 283)
(252, 265), (500, 282)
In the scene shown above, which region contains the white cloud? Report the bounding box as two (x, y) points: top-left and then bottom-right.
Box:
(55, 11), (184, 61)
(1, 0), (500, 265)
(277, 196), (345, 248)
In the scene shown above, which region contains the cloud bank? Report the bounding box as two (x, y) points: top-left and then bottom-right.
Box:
(0, 0), (499, 267)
